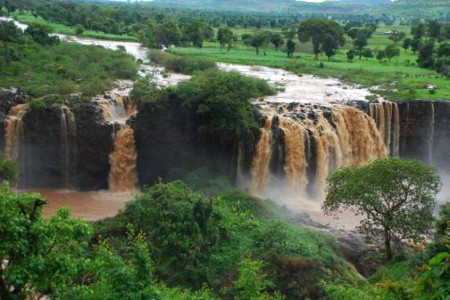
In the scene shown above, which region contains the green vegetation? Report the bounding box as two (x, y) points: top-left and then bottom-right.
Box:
(324, 158), (442, 260)
(325, 203), (450, 299)
(0, 152), (18, 184)
(12, 10), (137, 42)
(95, 180), (358, 299)
(170, 21), (450, 101)
(0, 20), (138, 100)
(132, 68), (274, 143)
(149, 49), (216, 75)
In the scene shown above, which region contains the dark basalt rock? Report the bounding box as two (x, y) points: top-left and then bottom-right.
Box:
(74, 102), (114, 190)
(22, 107), (64, 188)
(19, 101), (113, 190)
(133, 101), (245, 187)
(398, 100), (450, 173)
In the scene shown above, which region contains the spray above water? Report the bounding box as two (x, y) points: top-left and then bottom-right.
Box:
(247, 102), (388, 206)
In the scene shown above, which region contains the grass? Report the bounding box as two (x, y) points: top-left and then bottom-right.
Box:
(171, 43), (449, 101)
(11, 11), (137, 42)
(171, 24), (449, 101)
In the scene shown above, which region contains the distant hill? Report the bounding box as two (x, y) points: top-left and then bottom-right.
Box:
(76, 0), (448, 18)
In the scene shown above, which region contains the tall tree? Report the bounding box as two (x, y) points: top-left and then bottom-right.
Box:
(353, 29), (369, 59)
(388, 30), (406, 44)
(270, 33), (284, 52)
(286, 39), (295, 58)
(323, 158), (441, 260)
(297, 18), (345, 60)
(385, 44), (400, 61)
(217, 27), (234, 51)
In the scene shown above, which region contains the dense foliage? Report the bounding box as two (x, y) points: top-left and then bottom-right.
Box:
(174, 69), (274, 142)
(149, 49), (216, 74)
(324, 158), (442, 260)
(0, 21), (138, 99)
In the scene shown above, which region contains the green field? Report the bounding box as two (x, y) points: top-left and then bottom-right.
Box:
(11, 11), (137, 42)
(171, 29), (449, 101)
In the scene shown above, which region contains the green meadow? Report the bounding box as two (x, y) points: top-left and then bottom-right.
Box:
(172, 26), (449, 101)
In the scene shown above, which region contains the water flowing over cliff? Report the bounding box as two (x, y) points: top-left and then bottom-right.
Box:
(60, 105), (77, 187)
(94, 83), (138, 192)
(5, 104), (28, 162)
(246, 102), (388, 203)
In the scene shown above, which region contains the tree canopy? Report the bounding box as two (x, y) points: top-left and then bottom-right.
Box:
(297, 18), (345, 60)
(323, 158), (441, 260)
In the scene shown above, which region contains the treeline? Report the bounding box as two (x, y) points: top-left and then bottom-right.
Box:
(2, 0), (446, 39)
(0, 20), (137, 99)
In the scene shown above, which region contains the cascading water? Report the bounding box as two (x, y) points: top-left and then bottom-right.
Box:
(248, 102), (388, 203)
(108, 127), (137, 191)
(60, 105), (77, 188)
(368, 102), (400, 157)
(95, 85), (138, 191)
(5, 104), (28, 162)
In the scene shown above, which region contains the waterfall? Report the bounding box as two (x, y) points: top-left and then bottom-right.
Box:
(60, 105), (77, 188)
(108, 126), (137, 192)
(251, 119), (272, 196)
(248, 103), (388, 201)
(369, 102), (400, 156)
(5, 104), (28, 162)
(95, 91), (138, 191)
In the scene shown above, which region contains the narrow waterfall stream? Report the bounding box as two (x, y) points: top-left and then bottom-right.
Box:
(5, 104), (28, 162)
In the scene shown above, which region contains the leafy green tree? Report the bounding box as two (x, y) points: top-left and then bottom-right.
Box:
(123, 181), (226, 286)
(411, 38), (423, 54)
(427, 20), (442, 39)
(241, 33), (253, 49)
(385, 44), (400, 61)
(402, 38), (412, 52)
(185, 20), (205, 48)
(175, 70), (273, 142)
(323, 158), (441, 260)
(153, 20), (181, 48)
(230, 258), (278, 300)
(286, 39), (295, 58)
(250, 31), (271, 55)
(0, 21), (22, 43)
(322, 33), (338, 60)
(24, 23), (59, 46)
(362, 48), (374, 59)
(0, 152), (18, 184)
(281, 26), (296, 40)
(75, 24), (85, 36)
(353, 29), (369, 59)
(418, 39), (436, 68)
(388, 30), (406, 44)
(270, 33), (284, 52)
(347, 49), (356, 62)
(0, 186), (92, 299)
(217, 27), (234, 51)
(131, 74), (159, 106)
(297, 18), (345, 60)
(412, 22), (426, 40)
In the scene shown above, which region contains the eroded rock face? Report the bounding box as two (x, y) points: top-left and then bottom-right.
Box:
(132, 101), (249, 187)
(15, 101), (113, 190)
(22, 107), (64, 188)
(398, 101), (450, 173)
(74, 102), (114, 190)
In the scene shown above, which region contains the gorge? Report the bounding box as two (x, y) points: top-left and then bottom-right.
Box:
(1, 64), (449, 215)
(0, 18), (448, 217)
